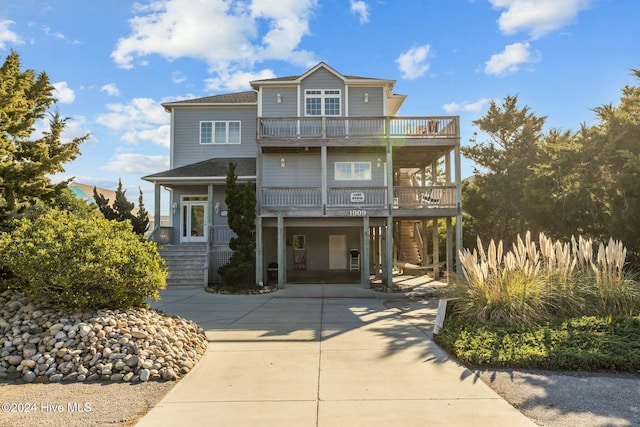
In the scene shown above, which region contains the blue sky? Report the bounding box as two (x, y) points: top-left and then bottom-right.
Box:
(1, 0), (638, 213)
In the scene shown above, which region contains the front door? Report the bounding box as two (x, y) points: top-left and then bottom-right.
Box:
(329, 234), (347, 270)
(181, 201), (207, 243)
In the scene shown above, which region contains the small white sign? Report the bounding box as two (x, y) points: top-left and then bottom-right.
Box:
(350, 192), (365, 203)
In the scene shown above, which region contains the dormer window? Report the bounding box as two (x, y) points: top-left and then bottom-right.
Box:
(305, 89), (341, 116)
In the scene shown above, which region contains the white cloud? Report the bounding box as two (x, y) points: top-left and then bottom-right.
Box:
(0, 20), (22, 49)
(489, 0), (590, 39)
(350, 0), (369, 24)
(53, 81), (75, 103)
(171, 71), (186, 84)
(96, 98), (169, 147)
(205, 68), (276, 92)
(102, 154), (170, 175)
(395, 44), (431, 79)
(443, 98), (493, 113)
(111, 0), (317, 75)
(100, 83), (120, 97)
(484, 42), (539, 76)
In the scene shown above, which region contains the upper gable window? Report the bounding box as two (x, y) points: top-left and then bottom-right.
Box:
(200, 121), (240, 144)
(305, 89), (341, 116)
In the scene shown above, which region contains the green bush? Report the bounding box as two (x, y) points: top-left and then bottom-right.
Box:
(0, 209), (167, 309)
(434, 314), (640, 371)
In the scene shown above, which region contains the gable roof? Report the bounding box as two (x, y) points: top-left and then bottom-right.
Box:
(142, 157), (256, 185)
(162, 91), (257, 109)
(249, 62), (395, 88)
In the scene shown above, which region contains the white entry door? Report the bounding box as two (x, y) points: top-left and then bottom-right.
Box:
(329, 234), (347, 270)
(181, 201), (207, 243)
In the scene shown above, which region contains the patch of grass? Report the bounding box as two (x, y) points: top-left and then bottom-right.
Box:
(434, 314), (640, 372)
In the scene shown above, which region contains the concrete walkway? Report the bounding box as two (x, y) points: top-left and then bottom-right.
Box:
(137, 287), (536, 427)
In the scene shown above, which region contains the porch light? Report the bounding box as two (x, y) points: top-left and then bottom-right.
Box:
(377, 158), (382, 167)
(364, 93), (369, 103)
(277, 93), (282, 103)
(215, 202), (220, 214)
(281, 158), (286, 167)
(172, 202), (178, 214)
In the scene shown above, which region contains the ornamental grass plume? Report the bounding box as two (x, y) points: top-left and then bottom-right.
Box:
(452, 231), (640, 325)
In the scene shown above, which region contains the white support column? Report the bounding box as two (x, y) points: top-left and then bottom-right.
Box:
(153, 182), (161, 241)
(277, 216), (285, 289)
(362, 216), (370, 288)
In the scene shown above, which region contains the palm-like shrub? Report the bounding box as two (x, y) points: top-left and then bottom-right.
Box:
(452, 231), (640, 325)
(0, 209), (167, 309)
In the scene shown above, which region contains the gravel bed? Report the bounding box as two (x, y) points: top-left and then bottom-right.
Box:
(0, 289), (207, 425)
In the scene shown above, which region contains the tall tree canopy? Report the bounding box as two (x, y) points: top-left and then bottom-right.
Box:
(93, 179), (149, 236)
(463, 70), (640, 267)
(0, 51), (87, 221)
(462, 95), (546, 245)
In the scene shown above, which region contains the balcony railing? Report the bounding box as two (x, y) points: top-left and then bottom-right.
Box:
(261, 186), (457, 210)
(258, 116), (458, 140)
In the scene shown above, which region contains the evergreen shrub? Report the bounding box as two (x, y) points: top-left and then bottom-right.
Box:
(0, 209), (166, 309)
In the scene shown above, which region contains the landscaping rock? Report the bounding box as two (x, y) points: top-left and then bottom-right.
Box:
(0, 290), (207, 383)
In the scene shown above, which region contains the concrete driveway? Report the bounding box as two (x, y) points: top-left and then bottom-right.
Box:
(136, 287), (536, 427)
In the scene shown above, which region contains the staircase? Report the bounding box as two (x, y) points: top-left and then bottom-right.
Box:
(397, 168), (424, 267)
(398, 220), (422, 265)
(160, 244), (207, 287)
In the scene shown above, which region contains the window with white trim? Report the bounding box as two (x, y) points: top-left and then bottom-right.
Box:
(200, 121), (241, 144)
(305, 89), (341, 116)
(334, 161), (372, 180)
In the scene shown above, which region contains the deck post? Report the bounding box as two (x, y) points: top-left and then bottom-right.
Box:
(361, 216), (370, 288)
(321, 145), (327, 214)
(446, 217), (453, 284)
(384, 216), (394, 288)
(454, 142), (463, 277)
(256, 216), (263, 286)
(277, 216), (285, 289)
(432, 218), (440, 279)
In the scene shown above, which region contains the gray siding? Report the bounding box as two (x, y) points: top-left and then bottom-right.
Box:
(262, 153), (321, 186)
(348, 87), (384, 117)
(300, 69), (345, 117)
(172, 107), (257, 168)
(262, 87), (297, 117)
(327, 152), (385, 187)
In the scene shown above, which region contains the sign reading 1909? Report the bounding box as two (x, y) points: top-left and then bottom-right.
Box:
(349, 209), (367, 217)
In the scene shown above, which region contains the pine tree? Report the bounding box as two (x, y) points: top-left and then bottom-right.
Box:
(0, 50), (87, 221)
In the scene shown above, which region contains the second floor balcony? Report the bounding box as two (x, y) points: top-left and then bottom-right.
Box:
(260, 185), (459, 218)
(257, 116), (459, 146)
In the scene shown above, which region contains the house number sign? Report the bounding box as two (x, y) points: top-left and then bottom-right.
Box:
(349, 209), (367, 217)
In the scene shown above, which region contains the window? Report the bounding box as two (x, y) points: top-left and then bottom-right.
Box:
(305, 89), (341, 116)
(200, 121), (240, 144)
(334, 161), (372, 180)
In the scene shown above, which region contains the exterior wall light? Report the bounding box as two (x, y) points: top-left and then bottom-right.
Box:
(364, 93), (369, 103)
(377, 158), (382, 167)
(281, 158), (286, 167)
(215, 202), (220, 214)
(277, 93), (282, 103)
(172, 202), (178, 214)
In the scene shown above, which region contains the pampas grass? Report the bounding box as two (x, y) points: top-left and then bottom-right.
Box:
(452, 231), (640, 325)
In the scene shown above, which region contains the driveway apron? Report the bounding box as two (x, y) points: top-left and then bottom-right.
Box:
(136, 288), (536, 427)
